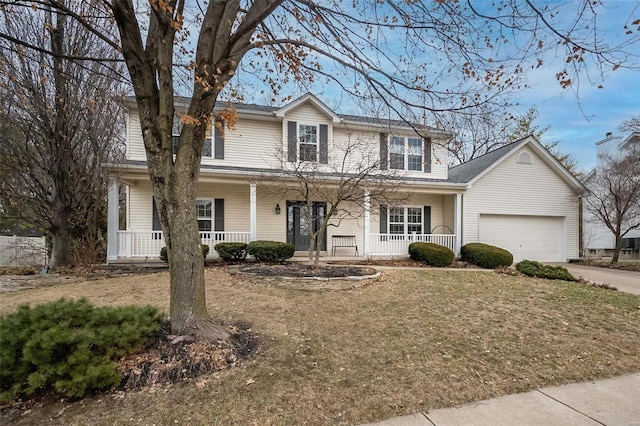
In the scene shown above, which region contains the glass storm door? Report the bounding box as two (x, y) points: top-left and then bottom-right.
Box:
(287, 201), (327, 251)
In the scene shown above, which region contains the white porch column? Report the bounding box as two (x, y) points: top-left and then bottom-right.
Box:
(363, 189), (370, 258)
(106, 180), (119, 262)
(454, 193), (463, 255)
(250, 183), (257, 242)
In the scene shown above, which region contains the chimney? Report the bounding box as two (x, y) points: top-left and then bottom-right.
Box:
(605, 132), (613, 138)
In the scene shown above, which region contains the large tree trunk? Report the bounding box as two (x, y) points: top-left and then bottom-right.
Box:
(159, 132), (228, 341)
(50, 227), (72, 267)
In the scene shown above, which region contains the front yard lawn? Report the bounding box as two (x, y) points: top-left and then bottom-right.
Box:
(1, 267), (639, 425)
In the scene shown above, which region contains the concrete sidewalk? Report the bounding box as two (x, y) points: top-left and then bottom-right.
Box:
(364, 373), (640, 425)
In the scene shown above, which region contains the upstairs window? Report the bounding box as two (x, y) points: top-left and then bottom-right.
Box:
(390, 137), (405, 170)
(172, 114), (217, 158)
(299, 124), (318, 162)
(390, 136), (423, 171)
(407, 138), (423, 171)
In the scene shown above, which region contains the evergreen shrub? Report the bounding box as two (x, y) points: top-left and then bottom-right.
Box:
(408, 242), (454, 267)
(516, 260), (577, 281)
(460, 243), (513, 269)
(0, 299), (161, 401)
(246, 240), (295, 262)
(214, 242), (247, 261)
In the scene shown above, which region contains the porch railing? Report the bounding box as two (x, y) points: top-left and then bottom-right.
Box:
(116, 231), (251, 258)
(368, 233), (456, 256)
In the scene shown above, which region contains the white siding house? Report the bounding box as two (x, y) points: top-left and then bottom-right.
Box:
(106, 93), (584, 262)
(582, 132), (640, 259)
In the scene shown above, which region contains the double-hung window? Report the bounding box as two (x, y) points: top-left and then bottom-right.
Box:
(390, 136), (423, 171)
(172, 114), (213, 158)
(196, 200), (213, 232)
(299, 124), (318, 162)
(407, 138), (423, 171)
(388, 207), (423, 234)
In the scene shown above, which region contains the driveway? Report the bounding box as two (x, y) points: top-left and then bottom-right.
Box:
(561, 264), (640, 296)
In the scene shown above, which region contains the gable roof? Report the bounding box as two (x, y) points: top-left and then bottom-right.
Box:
(448, 135), (586, 192)
(448, 140), (524, 183)
(275, 93), (341, 123)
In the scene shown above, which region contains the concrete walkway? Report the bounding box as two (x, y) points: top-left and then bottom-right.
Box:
(561, 264), (640, 296)
(364, 373), (640, 425)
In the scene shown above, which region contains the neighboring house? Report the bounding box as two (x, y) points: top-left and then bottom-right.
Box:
(106, 93), (584, 263)
(582, 132), (640, 259)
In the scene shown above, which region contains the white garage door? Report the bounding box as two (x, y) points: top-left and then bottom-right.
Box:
(478, 214), (563, 262)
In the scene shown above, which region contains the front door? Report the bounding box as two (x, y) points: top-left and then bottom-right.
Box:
(287, 201), (327, 251)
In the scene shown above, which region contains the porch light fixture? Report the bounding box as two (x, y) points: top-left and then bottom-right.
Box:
(275, 203), (281, 214)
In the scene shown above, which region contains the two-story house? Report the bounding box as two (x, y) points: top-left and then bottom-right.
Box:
(582, 132), (640, 259)
(106, 93), (585, 263)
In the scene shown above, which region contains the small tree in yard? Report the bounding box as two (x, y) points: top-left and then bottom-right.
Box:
(584, 142), (640, 264)
(260, 133), (410, 267)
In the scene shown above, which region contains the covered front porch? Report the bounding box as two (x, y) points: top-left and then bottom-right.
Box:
(106, 176), (464, 261)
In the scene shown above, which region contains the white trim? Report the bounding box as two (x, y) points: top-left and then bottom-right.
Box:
(516, 151), (532, 164)
(388, 205), (424, 235)
(298, 123), (320, 162)
(454, 193), (462, 255)
(363, 190), (370, 257)
(249, 184), (257, 241)
(195, 198), (214, 232)
(388, 135), (423, 171)
(275, 93), (341, 123)
(107, 181), (119, 262)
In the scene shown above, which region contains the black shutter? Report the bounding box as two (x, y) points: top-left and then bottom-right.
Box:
(152, 197), (162, 240)
(214, 199), (225, 232)
(319, 124), (328, 164)
(424, 206), (431, 234)
(152, 197), (161, 231)
(379, 206), (388, 233)
(423, 137), (432, 173)
(380, 133), (388, 170)
(287, 121), (297, 162)
(214, 119), (224, 159)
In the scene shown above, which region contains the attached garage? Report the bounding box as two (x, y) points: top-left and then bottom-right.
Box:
(479, 214), (564, 262)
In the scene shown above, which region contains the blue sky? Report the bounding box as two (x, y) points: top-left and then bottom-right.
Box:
(510, 0), (640, 172)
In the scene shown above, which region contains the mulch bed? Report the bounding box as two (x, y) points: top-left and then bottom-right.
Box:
(238, 263), (378, 278)
(117, 320), (258, 390)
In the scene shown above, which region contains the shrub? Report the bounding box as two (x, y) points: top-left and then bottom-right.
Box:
(460, 243), (513, 269)
(214, 242), (247, 262)
(516, 260), (577, 281)
(0, 299), (161, 401)
(246, 240), (295, 262)
(160, 244), (210, 263)
(408, 242), (454, 267)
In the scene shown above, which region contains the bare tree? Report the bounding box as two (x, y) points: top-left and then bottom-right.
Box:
(584, 142), (640, 264)
(446, 106), (579, 175)
(259, 132), (410, 267)
(2, 0), (636, 339)
(618, 115), (640, 133)
(0, 4), (125, 266)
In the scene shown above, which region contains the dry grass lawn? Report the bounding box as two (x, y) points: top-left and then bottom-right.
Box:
(1, 267), (639, 425)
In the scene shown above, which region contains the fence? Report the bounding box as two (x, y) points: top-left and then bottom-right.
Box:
(0, 235), (47, 267)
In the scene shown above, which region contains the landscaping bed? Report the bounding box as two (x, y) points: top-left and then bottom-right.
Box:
(237, 263), (377, 278)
